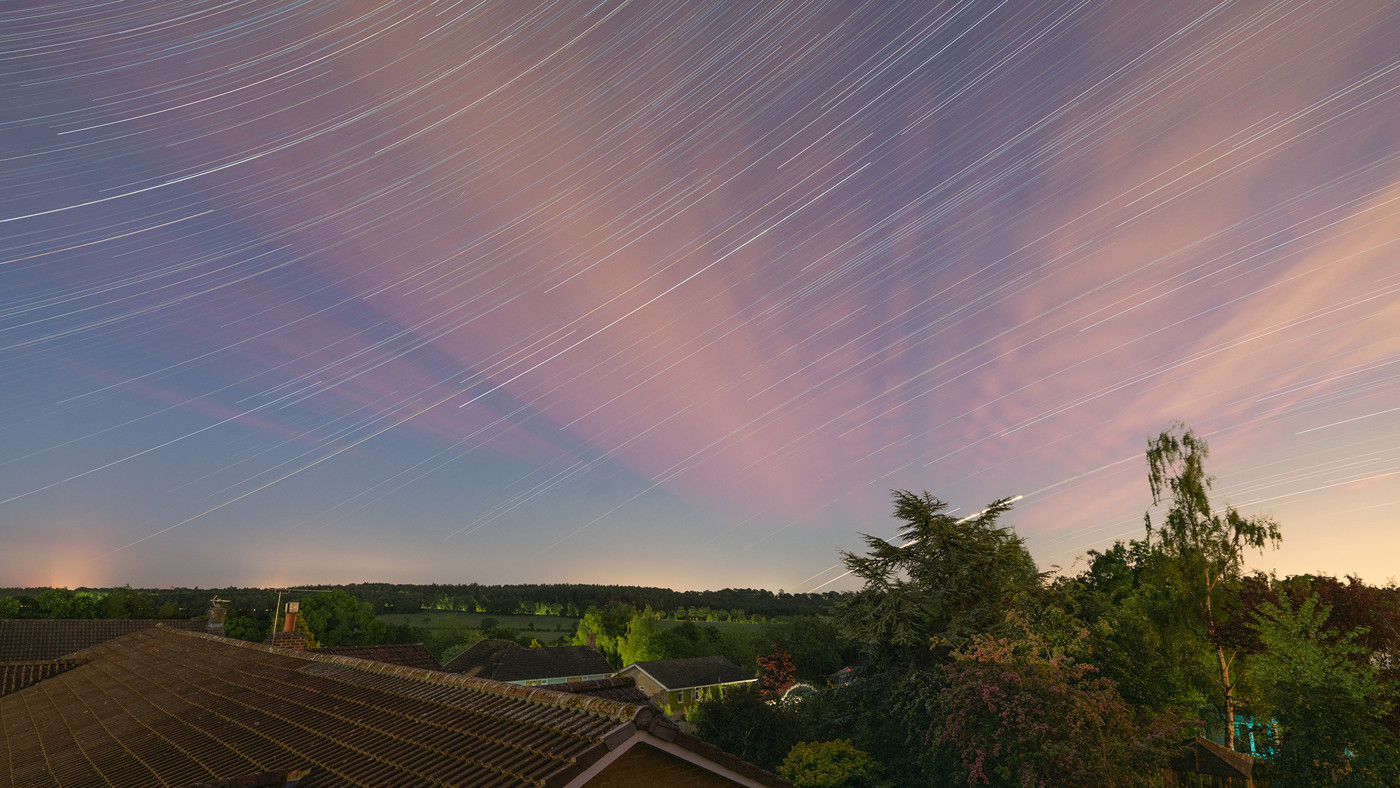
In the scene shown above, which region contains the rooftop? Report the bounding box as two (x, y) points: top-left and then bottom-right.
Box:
(0, 618), (209, 661)
(1, 626), (788, 787)
(310, 642), (440, 671)
(443, 638), (613, 682)
(624, 656), (755, 690)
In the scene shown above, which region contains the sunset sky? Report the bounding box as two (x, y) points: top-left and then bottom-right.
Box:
(3, 0), (1397, 591)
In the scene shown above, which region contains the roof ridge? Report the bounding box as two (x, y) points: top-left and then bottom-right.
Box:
(152, 625), (648, 723)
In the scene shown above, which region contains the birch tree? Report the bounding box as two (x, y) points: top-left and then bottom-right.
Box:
(1143, 423), (1280, 751)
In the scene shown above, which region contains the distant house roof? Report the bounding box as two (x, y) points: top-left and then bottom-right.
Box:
(552, 676), (662, 710)
(312, 642), (440, 671)
(0, 626), (790, 787)
(0, 618), (209, 661)
(1167, 737), (1257, 779)
(624, 656), (756, 691)
(443, 638), (614, 681)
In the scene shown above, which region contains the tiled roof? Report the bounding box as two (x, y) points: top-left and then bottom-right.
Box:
(550, 676), (662, 711)
(0, 618), (210, 661)
(625, 656), (755, 690)
(0, 626), (674, 787)
(444, 639), (614, 682)
(312, 642), (440, 671)
(188, 767), (310, 788)
(0, 660), (82, 697)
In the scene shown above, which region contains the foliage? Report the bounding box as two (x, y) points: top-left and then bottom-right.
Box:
(757, 645), (796, 701)
(778, 740), (880, 788)
(98, 586), (157, 618)
(617, 614), (664, 666)
(934, 620), (1186, 787)
(836, 491), (1040, 658)
(769, 615), (848, 681)
(820, 491), (1045, 783)
(687, 684), (805, 772)
(298, 590), (388, 647)
(1249, 593), (1400, 786)
(224, 615), (269, 642)
(35, 588), (100, 619)
(438, 639), (475, 665)
(569, 604), (635, 667)
(1142, 423), (1280, 749)
(1059, 542), (1214, 720)
(1269, 573), (1400, 735)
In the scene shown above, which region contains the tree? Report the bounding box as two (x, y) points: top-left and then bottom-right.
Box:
(224, 615), (269, 643)
(770, 616), (847, 681)
(688, 684), (804, 771)
(1250, 594), (1400, 786)
(616, 613), (663, 666)
(778, 740), (880, 788)
(934, 622), (1186, 787)
(836, 491), (1040, 658)
(0, 596), (32, 618)
(35, 588), (99, 619)
(297, 590), (388, 647)
(757, 645), (796, 701)
(829, 491), (1042, 783)
(1060, 542), (1214, 720)
(99, 585), (156, 619)
(570, 604), (635, 668)
(1143, 424), (1280, 750)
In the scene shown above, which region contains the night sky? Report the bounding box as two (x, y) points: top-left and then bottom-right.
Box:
(4, 0), (1398, 591)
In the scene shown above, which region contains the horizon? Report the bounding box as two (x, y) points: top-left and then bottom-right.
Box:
(4, 1), (1399, 591)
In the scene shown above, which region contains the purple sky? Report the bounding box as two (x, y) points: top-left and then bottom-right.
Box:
(3, 0), (1398, 591)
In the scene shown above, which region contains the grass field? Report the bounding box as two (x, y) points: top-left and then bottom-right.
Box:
(377, 611), (580, 644)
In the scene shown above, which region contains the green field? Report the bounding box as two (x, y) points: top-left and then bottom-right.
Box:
(377, 611), (580, 644)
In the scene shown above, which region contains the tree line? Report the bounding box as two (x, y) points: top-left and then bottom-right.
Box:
(0, 582), (840, 624)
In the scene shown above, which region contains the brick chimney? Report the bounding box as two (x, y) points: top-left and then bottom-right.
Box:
(586, 632), (597, 650)
(268, 601), (306, 649)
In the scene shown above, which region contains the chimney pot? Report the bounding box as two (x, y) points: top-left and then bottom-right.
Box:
(586, 632), (597, 650)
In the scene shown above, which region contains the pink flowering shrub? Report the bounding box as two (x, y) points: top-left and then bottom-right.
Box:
(935, 627), (1187, 787)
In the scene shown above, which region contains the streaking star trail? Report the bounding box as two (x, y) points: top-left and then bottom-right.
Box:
(2, 0), (1398, 589)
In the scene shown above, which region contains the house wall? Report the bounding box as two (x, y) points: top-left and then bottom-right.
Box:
(619, 666), (664, 700)
(617, 666), (745, 716)
(584, 742), (744, 787)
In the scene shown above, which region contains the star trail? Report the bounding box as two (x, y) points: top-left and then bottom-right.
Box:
(3, 0), (1398, 590)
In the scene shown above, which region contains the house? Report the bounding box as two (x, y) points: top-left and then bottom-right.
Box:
(443, 637), (613, 685)
(617, 655), (757, 716)
(0, 625), (791, 787)
(552, 675), (666, 713)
